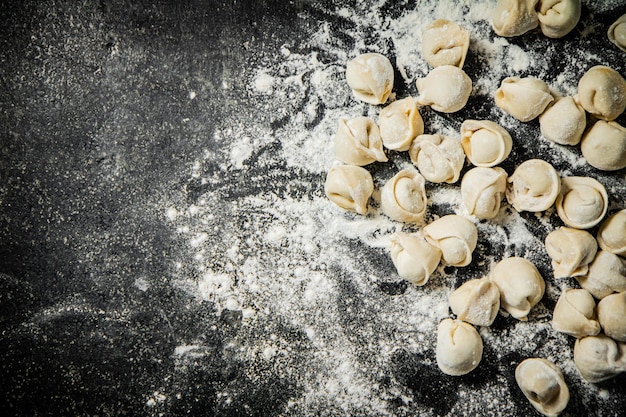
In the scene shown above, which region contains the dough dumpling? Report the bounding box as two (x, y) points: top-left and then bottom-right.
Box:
(580, 120), (626, 171)
(506, 159), (560, 212)
(449, 277), (500, 327)
(545, 227), (597, 278)
(597, 292), (626, 343)
(551, 289), (601, 338)
(423, 214), (478, 267)
(536, 0), (581, 38)
(490, 257), (545, 321)
(436, 319), (483, 376)
(389, 231), (441, 286)
(345, 53), (394, 105)
(334, 117), (388, 166)
(576, 251), (626, 300)
(461, 167), (508, 219)
(574, 335), (626, 383)
(422, 19), (470, 68)
(461, 119), (513, 167)
(492, 0), (539, 37)
(608, 14), (626, 53)
(539, 96), (586, 146)
(380, 168), (428, 224)
(409, 134), (464, 184)
(597, 209), (626, 257)
(555, 176), (608, 229)
(325, 165), (374, 215)
(495, 76), (554, 122)
(577, 66), (626, 121)
(515, 358), (570, 417)
(415, 65), (472, 113)
(379, 97), (424, 151)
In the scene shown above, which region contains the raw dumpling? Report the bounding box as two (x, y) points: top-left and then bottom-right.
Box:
(436, 319), (483, 376)
(539, 96), (586, 146)
(449, 277), (500, 327)
(506, 159), (560, 212)
(515, 358), (570, 417)
(334, 117), (388, 166)
(597, 292), (626, 343)
(380, 168), (428, 223)
(555, 176), (608, 229)
(490, 257), (545, 321)
(461, 119), (513, 167)
(325, 165), (374, 215)
(574, 335), (626, 383)
(423, 214), (478, 267)
(495, 76), (554, 122)
(536, 0), (581, 38)
(409, 134), (464, 184)
(461, 167), (508, 219)
(415, 65), (472, 113)
(379, 97), (424, 151)
(389, 231), (441, 286)
(422, 19), (471, 68)
(576, 251), (626, 300)
(608, 14), (626, 53)
(580, 120), (626, 171)
(577, 66), (626, 121)
(545, 227), (598, 278)
(492, 0), (539, 37)
(597, 209), (626, 257)
(345, 53), (394, 105)
(551, 289), (601, 338)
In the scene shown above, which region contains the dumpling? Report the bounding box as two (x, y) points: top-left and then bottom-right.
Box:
(576, 251), (626, 300)
(436, 319), (483, 376)
(380, 168), (428, 223)
(490, 257), (545, 321)
(597, 209), (626, 257)
(345, 53), (394, 105)
(574, 335), (626, 383)
(495, 76), (554, 122)
(539, 96), (586, 146)
(597, 292), (626, 343)
(325, 165), (374, 215)
(409, 134), (464, 184)
(506, 159), (560, 212)
(577, 66), (626, 121)
(580, 120), (626, 171)
(536, 0), (581, 38)
(492, 0), (539, 37)
(551, 289), (601, 338)
(460, 119), (513, 167)
(461, 167), (508, 219)
(608, 14), (626, 53)
(515, 358), (570, 417)
(379, 97), (424, 151)
(555, 176), (608, 229)
(545, 227), (598, 278)
(334, 117), (388, 166)
(415, 65), (472, 113)
(421, 19), (470, 68)
(389, 231), (441, 286)
(449, 277), (500, 327)
(423, 214), (478, 267)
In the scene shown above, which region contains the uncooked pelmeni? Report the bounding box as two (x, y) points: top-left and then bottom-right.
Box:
(409, 134), (464, 184)
(576, 251), (626, 300)
(423, 214), (478, 267)
(555, 176), (608, 229)
(389, 231), (441, 286)
(379, 97), (424, 151)
(415, 65), (472, 113)
(536, 0), (581, 38)
(461, 167), (508, 219)
(506, 159), (560, 212)
(449, 277), (500, 327)
(495, 76), (554, 122)
(333, 117), (388, 166)
(597, 292), (626, 343)
(574, 335), (626, 383)
(608, 14), (626, 52)
(515, 358), (570, 417)
(345, 53), (394, 105)
(597, 209), (626, 257)
(545, 227), (597, 279)
(490, 257), (545, 321)
(492, 0), (539, 37)
(460, 119), (513, 167)
(551, 289), (601, 338)
(325, 165), (374, 215)
(577, 65), (626, 121)
(436, 319), (483, 376)
(580, 120), (626, 171)
(380, 168), (428, 224)
(539, 96), (586, 146)
(421, 19), (470, 68)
